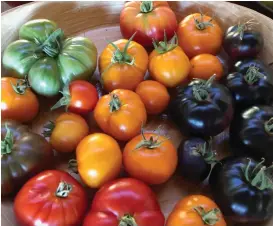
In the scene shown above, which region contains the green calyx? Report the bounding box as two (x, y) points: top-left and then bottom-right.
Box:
(264, 117), (273, 135)
(42, 121), (55, 138)
(153, 32), (178, 54)
(140, 1), (153, 13)
(119, 214), (137, 226)
(243, 158), (273, 190)
(55, 181), (72, 198)
(51, 84), (71, 111)
(191, 138), (218, 164)
(109, 94), (122, 113)
(10, 77), (30, 95)
(193, 14), (214, 30)
(235, 19), (259, 40)
(68, 159), (78, 174)
(192, 74), (216, 101)
(244, 65), (265, 85)
(1, 124), (14, 155)
(194, 206), (221, 225)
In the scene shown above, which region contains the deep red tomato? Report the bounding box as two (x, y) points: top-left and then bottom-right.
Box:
(14, 170), (88, 226)
(83, 178), (165, 226)
(51, 80), (98, 114)
(120, 1), (178, 47)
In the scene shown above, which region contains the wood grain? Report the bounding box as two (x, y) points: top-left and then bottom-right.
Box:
(1, 1), (273, 226)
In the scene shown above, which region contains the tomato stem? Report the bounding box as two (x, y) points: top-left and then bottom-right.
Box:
(109, 94), (122, 113)
(236, 19), (259, 40)
(194, 206), (221, 225)
(68, 159), (78, 174)
(51, 84), (71, 111)
(192, 75), (216, 101)
(265, 117), (273, 135)
(42, 121), (55, 138)
(152, 32), (178, 54)
(1, 124), (14, 155)
(55, 181), (72, 198)
(244, 65), (265, 85)
(10, 77), (30, 95)
(119, 214), (137, 226)
(140, 1), (153, 13)
(193, 13), (214, 30)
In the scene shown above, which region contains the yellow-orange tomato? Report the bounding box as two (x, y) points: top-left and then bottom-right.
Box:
(189, 54), (224, 80)
(76, 133), (122, 188)
(94, 89), (147, 141)
(48, 113), (89, 153)
(177, 13), (223, 59)
(1, 77), (39, 123)
(99, 37), (149, 92)
(166, 195), (227, 226)
(123, 132), (178, 184)
(135, 80), (170, 115)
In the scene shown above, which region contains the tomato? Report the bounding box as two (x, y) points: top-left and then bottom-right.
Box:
(123, 130), (177, 184)
(177, 13), (223, 59)
(51, 80), (98, 114)
(135, 80), (170, 115)
(166, 195), (227, 226)
(94, 89), (147, 141)
(120, 1), (178, 47)
(99, 35), (148, 92)
(1, 77), (39, 123)
(43, 112), (89, 153)
(14, 170), (87, 226)
(76, 133), (122, 188)
(149, 34), (191, 88)
(83, 178), (165, 226)
(189, 54), (224, 80)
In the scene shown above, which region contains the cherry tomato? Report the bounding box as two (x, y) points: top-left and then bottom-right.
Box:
(76, 133), (122, 188)
(51, 80), (98, 115)
(189, 54), (224, 80)
(177, 13), (223, 58)
(1, 77), (39, 123)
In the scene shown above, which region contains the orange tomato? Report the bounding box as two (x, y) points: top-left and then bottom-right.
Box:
(123, 132), (178, 184)
(94, 89), (147, 141)
(189, 54), (224, 80)
(166, 195), (227, 226)
(76, 133), (122, 188)
(135, 80), (170, 115)
(149, 35), (191, 88)
(99, 36), (149, 92)
(177, 13), (223, 59)
(45, 113), (89, 153)
(1, 77), (39, 123)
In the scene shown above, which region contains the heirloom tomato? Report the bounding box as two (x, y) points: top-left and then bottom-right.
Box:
(94, 89), (147, 141)
(120, 1), (177, 47)
(83, 178), (165, 226)
(177, 13), (223, 58)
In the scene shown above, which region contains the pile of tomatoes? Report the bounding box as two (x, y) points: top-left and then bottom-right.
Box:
(1, 1), (273, 226)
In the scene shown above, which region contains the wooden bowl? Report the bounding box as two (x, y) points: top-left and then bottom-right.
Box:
(1, 2), (273, 226)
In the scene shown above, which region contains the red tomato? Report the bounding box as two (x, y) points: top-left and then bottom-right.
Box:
(120, 1), (178, 47)
(51, 80), (98, 114)
(14, 170), (88, 226)
(83, 178), (165, 226)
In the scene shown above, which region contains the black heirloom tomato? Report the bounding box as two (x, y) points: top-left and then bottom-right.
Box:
(209, 156), (273, 223)
(229, 105), (273, 164)
(1, 120), (53, 196)
(169, 76), (234, 137)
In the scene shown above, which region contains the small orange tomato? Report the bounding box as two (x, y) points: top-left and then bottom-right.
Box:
(135, 80), (170, 115)
(166, 195), (227, 226)
(189, 54), (224, 80)
(149, 34), (191, 88)
(99, 35), (149, 92)
(76, 133), (122, 188)
(44, 113), (89, 153)
(1, 77), (39, 123)
(94, 89), (147, 141)
(123, 131), (178, 184)
(177, 13), (223, 58)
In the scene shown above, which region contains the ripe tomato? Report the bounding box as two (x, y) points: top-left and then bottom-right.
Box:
(83, 178), (165, 226)
(51, 80), (98, 114)
(99, 35), (148, 92)
(149, 35), (191, 88)
(166, 195), (227, 226)
(43, 112), (89, 153)
(189, 54), (224, 80)
(94, 89), (147, 141)
(177, 13), (223, 59)
(14, 170), (87, 226)
(120, 1), (178, 47)
(135, 80), (170, 115)
(123, 131), (178, 184)
(1, 77), (39, 123)
(76, 133), (122, 188)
